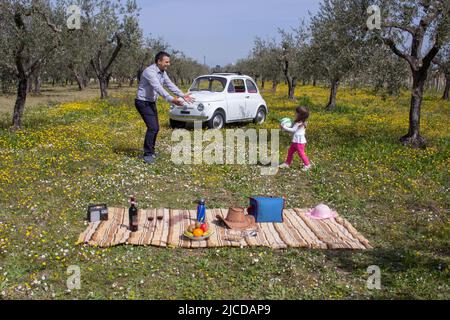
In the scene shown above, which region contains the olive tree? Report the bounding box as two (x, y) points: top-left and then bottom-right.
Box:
(433, 43), (450, 100)
(81, 0), (139, 99)
(52, 0), (95, 91)
(0, 0), (64, 130)
(362, 46), (410, 96)
(252, 37), (283, 91)
(110, 3), (144, 87)
(278, 26), (306, 100)
(136, 36), (168, 82)
(308, 0), (375, 110)
(373, 0), (450, 146)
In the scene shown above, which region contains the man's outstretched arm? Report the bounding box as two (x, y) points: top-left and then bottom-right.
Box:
(164, 72), (195, 103)
(163, 72), (184, 98)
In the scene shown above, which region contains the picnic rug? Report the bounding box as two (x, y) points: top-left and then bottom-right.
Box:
(77, 207), (372, 250)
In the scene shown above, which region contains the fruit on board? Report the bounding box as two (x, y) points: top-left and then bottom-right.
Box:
(187, 225), (195, 233)
(195, 222), (202, 229)
(193, 228), (204, 237)
(200, 223), (208, 232)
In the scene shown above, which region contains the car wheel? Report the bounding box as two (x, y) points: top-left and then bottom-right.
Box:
(207, 111), (225, 130)
(169, 119), (186, 129)
(254, 107), (267, 125)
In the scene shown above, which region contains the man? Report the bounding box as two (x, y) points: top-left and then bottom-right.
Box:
(135, 51), (195, 164)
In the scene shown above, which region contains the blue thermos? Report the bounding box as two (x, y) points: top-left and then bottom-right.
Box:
(197, 199), (206, 222)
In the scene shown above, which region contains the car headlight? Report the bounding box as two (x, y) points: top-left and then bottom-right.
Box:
(170, 105), (175, 110)
(197, 103), (205, 112)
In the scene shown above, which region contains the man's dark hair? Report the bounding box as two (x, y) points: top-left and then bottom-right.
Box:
(155, 51), (171, 63)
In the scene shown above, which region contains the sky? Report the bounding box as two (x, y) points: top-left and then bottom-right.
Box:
(136, 0), (320, 67)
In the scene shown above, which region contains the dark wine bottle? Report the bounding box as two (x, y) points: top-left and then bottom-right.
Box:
(129, 196), (138, 232)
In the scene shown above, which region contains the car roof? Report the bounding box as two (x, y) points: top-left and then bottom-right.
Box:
(196, 74), (255, 81)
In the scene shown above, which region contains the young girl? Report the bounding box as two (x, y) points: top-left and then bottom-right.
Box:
(279, 106), (312, 171)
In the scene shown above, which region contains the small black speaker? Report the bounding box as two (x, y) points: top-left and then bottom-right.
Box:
(87, 204), (108, 222)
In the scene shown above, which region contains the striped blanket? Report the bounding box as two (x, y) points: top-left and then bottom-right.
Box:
(77, 207), (372, 250)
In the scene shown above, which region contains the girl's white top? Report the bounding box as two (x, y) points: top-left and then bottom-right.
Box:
(282, 122), (307, 144)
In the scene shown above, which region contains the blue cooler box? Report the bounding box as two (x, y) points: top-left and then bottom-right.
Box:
(248, 197), (285, 223)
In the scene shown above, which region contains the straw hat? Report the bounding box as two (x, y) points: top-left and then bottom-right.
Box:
(306, 204), (338, 220)
(216, 207), (256, 230)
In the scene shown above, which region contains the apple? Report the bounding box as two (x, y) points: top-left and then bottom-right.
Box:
(200, 223), (208, 232)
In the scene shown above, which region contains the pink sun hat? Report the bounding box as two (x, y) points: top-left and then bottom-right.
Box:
(306, 204), (338, 220)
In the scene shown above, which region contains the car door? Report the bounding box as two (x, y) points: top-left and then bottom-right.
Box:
(226, 78), (247, 121)
(245, 79), (260, 118)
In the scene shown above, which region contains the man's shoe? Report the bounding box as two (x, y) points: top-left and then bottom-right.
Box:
(143, 155), (155, 164)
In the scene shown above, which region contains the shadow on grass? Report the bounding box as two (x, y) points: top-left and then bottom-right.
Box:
(323, 247), (448, 275)
(179, 121), (262, 131)
(319, 246), (449, 298)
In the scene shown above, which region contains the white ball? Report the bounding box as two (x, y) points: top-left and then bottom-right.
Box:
(280, 118), (293, 128)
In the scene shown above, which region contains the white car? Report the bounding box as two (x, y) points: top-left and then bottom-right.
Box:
(169, 73), (268, 129)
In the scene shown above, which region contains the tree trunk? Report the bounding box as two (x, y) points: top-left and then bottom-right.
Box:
(400, 70), (427, 147)
(272, 80), (278, 92)
(282, 59), (297, 100)
(287, 81), (295, 100)
(99, 77), (108, 99)
(325, 79), (339, 111)
(313, 78), (316, 87)
(72, 67), (85, 91)
(83, 73), (89, 88)
(90, 34), (123, 99)
(33, 73), (41, 94)
(129, 78), (135, 87)
(287, 76), (297, 100)
(27, 78), (33, 93)
(74, 74), (84, 91)
(261, 79), (265, 89)
(443, 75), (449, 100)
(12, 77), (28, 130)
(1, 79), (8, 94)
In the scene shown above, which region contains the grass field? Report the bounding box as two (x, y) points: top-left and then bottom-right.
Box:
(0, 84), (136, 114)
(0, 83), (448, 299)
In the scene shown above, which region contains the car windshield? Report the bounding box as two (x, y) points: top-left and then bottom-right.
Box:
(190, 77), (227, 92)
